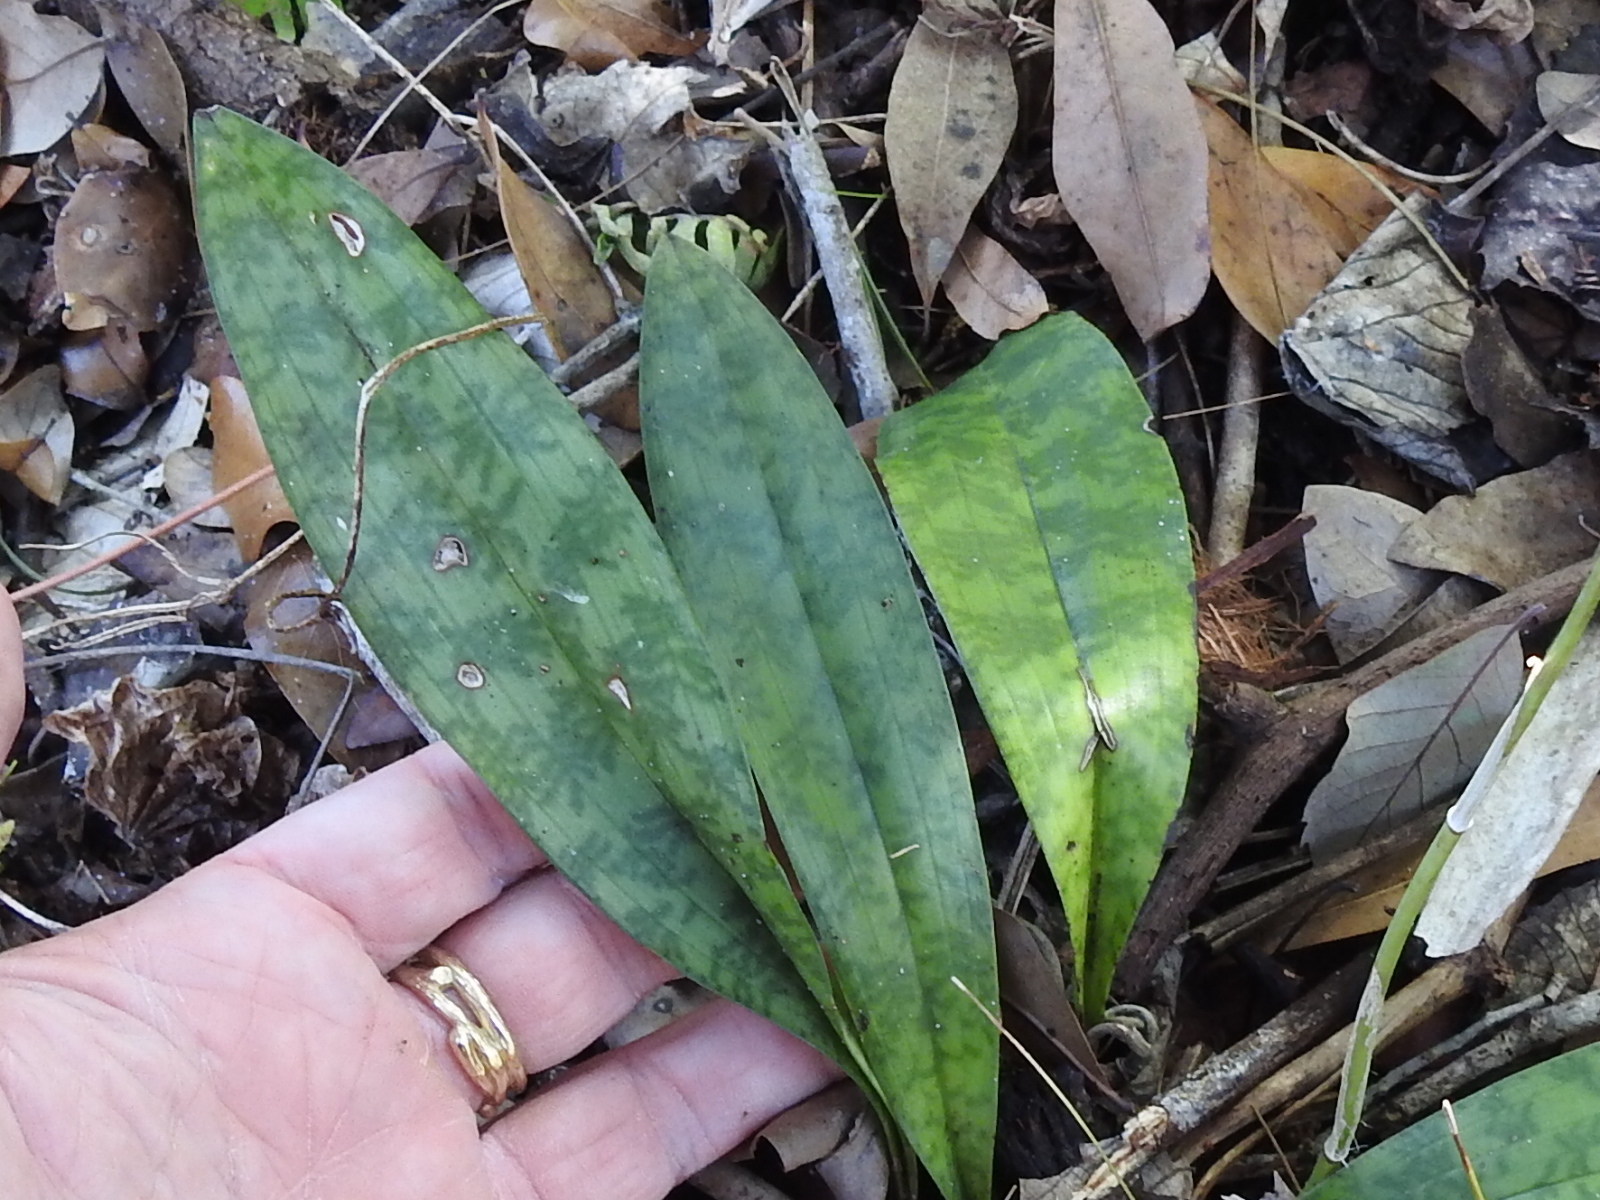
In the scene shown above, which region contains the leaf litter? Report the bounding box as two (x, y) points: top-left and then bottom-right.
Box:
(10, 1), (1600, 1197)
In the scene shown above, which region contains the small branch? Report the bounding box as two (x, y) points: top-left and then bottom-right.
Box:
(1207, 317), (1265, 563)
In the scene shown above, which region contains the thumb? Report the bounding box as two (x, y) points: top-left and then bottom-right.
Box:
(0, 596), (23, 755)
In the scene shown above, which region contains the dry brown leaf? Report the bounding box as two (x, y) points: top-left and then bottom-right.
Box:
(55, 165), (188, 331)
(243, 541), (418, 768)
(941, 226), (1048, 339)
(1259, 146), (1419, 254)
(482, 121), (615, 360)
(208, 375), (294, 562)
(0, 365), (73, 503)
(0, 164), (30, 210)
(99, 7), (188, 162)
(1198, 97), (1345, 341)
(885, 20), (1017, 303)
(0, 0), (104, 156)
(42, 673), (296, 842)
(1051, 0), (1209, 339)
(347, 145), (478, 227)
(523, 0), (698, 69)
(59, 323), (147, 410)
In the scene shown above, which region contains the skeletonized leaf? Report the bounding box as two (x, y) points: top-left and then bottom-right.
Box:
(1051, 0), (1209, 338)
(192, 108), (853, 1093)
(877, 313), (1197, 1016)
(641, 239), (998, 1200)
(523, 0), (698, 68)
(1302, 624), (1524, 862)
(1419, 622), (1600, 957)
(942, 226), (1048, 339)
(886, 19), (1017, 303)
(1198, 97), (1345, 340)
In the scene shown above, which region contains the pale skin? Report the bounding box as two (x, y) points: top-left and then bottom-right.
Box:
(0, 597), (839, 1199)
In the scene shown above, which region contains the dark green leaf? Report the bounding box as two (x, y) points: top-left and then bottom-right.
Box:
(639, 238), (998, 1200)
(877, 314), (1196, 1015)
(1304, 1041), (1600, 1199)
(191, 109), (846, 1066)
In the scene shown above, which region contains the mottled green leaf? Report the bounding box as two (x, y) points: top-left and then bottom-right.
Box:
(877, 314), (1196, 1016)
(191, 109), (848, 1067)
(1304, 1041), (1600, 1199)
(639, 238), (998, 1200)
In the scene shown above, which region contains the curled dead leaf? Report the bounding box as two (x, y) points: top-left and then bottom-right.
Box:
(941, 226), (1048, 340)
(59, 323), (148, 410)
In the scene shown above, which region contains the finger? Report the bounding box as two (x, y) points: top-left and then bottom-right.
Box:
(223, 742), (541, 968)
(395, 871), (678, 1109)
(0, 596), (25, 751)
(483, 999), (842, 1200)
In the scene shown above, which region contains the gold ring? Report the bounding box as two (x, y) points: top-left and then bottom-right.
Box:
(393, 946), (527, 1116)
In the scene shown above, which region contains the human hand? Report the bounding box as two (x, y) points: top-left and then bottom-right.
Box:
(0, 598), (839, 1199)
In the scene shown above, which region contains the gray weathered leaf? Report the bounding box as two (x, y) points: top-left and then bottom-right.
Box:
(1302, 624), (1524, 861)
(1051, 0), (1210, 338)
(886, 20), (1017, 303)
(1419, 624), (1600, 956)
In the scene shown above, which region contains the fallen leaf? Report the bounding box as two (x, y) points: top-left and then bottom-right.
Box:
(1302, 624), (1524, 861)
(55, 165), (188, 331)
(0, 164), (29, 210)
(1281, 202), (1479, 489)
(1198, 97), (1345, 340)
(59, 322), (148, 410)
(1419, 0), (1534, 44)
(708, 0), (784, 59)
(41, 673), (296, 843)
(1174, 29), (1246, 93)
(523, 0), (698, 69)
(1301, 484), (1440, 662)
(98, 8), (188, 161)
(1418, 624), (1600, 957)
(1432, 30), (1535, 135)
(208, 375), (294, 562)
(885, 19), (1017, 303)
(0, 365), (73, 503)
(941, 226), (1048, 339)
(1258, 146), (1418, 253)
(243, 539), (419, 767)
(537, 62), (756, 212)
(1480, 158), (1600, 321)
(483, 116), (615, 360)
(0, 0), (104, 156)
(162, 446), (230, 528)
(346, 144), (478, 227)
(1535, 70), (1600, 150)
(1463, 303), (1580, 467)
(1388, 451), (1600, 590)
(1051, 0), (1209, 338)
